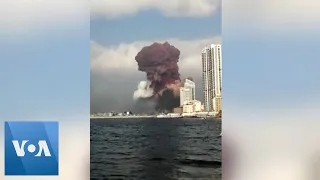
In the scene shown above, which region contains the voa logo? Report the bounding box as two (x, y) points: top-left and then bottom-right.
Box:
(12, 140), (51, 157)
(5, 121), (59, 175)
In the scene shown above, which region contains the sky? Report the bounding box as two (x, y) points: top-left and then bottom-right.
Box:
(0, 0), (90, 119)
(223, 0), (320, 179)
(222, 0), (320, 111)
(90, 0), (222, 113)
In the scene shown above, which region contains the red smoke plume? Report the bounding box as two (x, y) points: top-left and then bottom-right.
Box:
(135, 42), (181, 112)
(135, 42), (181, 94)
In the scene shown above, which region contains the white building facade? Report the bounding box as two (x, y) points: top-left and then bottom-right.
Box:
(202, 44), (222, 112)
(180, 79), (196, 106)
(182, 100), (202, 113)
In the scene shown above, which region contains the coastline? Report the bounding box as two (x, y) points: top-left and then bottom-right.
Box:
(90, 115), (155, 119)
(90, 115), (221, 119)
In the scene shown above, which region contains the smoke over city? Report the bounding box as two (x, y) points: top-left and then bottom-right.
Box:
(133, 42), (181, 112)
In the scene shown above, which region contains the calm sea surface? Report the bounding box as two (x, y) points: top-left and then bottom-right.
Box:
(91, 118), (221, 180)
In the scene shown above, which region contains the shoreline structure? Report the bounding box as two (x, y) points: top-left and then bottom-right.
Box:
(91, 115), (155, 119)
(90, 114), (221, 119)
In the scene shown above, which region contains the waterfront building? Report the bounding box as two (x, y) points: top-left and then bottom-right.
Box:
(182, 100), (202, 113)
(180, 78), (196, 106)
(202, 44), (222, 113)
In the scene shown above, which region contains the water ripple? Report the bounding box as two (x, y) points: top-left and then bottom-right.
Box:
(91, 118), (221, 180)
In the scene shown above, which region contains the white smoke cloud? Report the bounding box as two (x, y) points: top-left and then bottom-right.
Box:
(133, 81), (154, 99)
(0, 0), (87, 31)
(91, 0), (220, 19)
(224, 0), (320, 30)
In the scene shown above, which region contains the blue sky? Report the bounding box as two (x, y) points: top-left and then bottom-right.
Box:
(221, 0), (320, 112)
(0, 23), (90, 119)
(91, 11), (221, 45)
(223, 33), (320, 109)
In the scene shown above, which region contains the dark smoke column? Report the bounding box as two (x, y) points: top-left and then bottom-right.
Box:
(135, 42), (181, 112)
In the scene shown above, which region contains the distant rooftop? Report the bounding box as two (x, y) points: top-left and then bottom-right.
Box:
(202, 44), (221, 53)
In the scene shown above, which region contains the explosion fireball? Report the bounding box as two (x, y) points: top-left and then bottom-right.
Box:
(133, 42), (181, 112)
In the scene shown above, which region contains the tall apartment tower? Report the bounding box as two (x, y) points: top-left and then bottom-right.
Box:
(202, 44), (222, 112)
(180, 79), (196, 106)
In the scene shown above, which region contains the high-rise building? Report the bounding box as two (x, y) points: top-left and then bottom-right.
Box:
(202, 44), (222, 112)
(180, 79), (196, 106)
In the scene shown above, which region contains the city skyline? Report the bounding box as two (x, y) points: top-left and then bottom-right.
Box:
(91, 42), (222, 115)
